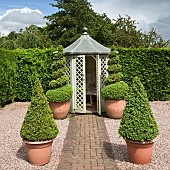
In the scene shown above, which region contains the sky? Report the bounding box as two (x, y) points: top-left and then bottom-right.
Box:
(0, 0), (170, 40)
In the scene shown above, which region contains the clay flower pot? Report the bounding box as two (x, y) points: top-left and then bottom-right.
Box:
(126, 139), (154, 165)
(104, 99), (126, 119)
(49, 100), (70, 119)
(23, 140), (53, 166)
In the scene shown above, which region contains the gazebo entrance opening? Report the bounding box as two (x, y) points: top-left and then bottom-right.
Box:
(86, 55), (97, 113)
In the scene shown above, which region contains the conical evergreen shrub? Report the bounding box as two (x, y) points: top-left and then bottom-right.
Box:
(20, 79), (58, 141)
(119, 77), (159, 142)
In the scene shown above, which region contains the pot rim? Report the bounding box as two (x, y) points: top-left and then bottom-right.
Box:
(23, 139), (53, 145)
(125, 139), (154, 145)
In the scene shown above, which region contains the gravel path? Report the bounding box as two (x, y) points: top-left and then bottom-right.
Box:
(0, 101), (169, 170)
(105, 101), (170, 170)
(0, 102), (69, 170)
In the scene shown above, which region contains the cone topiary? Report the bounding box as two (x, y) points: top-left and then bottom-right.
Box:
(20, 78), (58, 141)
(119, 77), (159, 142)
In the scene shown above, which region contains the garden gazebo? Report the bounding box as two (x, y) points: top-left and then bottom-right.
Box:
(64, 27), (110, 114)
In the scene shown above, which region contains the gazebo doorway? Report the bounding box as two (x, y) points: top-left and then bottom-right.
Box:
(86, 55), (97, 113)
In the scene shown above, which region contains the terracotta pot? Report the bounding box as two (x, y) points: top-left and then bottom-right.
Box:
(126, 139), (154, 165)
(23, 139), (53, 166)
(104, 99), (126, 119)
(49, 100), (70, 119)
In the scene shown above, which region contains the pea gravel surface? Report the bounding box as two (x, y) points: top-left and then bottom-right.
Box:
(104, 101), (170, 170)
(0, 101), (170, 170)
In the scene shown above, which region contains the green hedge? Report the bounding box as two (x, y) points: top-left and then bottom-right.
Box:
(0, 47), (169, 107)
(0, 47), (63, 107)
(15, 48), (57, 100)
(0, 49), (17, 107)
(117, 48), (170, 100)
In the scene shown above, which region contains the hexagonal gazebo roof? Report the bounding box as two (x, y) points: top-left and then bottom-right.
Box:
(64, 28), (111, 55)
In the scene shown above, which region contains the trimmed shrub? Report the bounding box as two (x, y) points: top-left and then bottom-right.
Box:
(46, 45), (72, 102)
(46, 84), (73, 102)
(101, 81), (129, 100)
(119, 77), (159, 142)
(102, 47), (129, 100)
(20, 79), (58, 141)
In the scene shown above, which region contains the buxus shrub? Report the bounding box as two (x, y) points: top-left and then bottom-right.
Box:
(46, 45), (73, 102)
(20, 79), (58, 141)
(119, 77), (159, 142)
(102, 47), (129, 100)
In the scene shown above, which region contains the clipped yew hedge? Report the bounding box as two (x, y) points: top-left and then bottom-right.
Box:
(0, 47), (169, 107)
(0, 49), (17, 107)
(117, 48), (170, 101)
(15, 48), (57, 101)
(0, 47), (59, 107)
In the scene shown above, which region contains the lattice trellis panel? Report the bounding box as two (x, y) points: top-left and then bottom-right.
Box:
(65, 57), (71, 83)
(100, 57), (108, 88)
(75, 56), (85, 112)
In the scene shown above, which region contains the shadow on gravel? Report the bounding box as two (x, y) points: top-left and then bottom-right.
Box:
(103, 141), (129, 162)
(102, 141), (121, 169)
(16, 144), (28, 162)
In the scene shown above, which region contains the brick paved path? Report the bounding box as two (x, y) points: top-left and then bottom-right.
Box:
(57, 115), (118, 170)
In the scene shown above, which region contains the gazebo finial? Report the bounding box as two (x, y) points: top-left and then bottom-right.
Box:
(83, 27), (88, 35)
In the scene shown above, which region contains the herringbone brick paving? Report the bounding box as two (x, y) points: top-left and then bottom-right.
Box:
(57, 114), (118, 170)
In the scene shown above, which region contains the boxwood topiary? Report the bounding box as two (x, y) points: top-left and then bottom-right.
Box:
(20, 79), (58, 141)
(46, 45), (73, 102)
(119, 77), (159, 142)
(101, 81), (129, 100)
(102, 47), (129, 100)
(46, 84), (73, 102)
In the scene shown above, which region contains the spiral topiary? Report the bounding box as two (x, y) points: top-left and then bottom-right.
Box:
(20, 78), (58, 141)
(101, 47), (128, 100)
(46, 45), (72, 102)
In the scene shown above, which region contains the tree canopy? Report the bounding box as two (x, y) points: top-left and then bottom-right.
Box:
(0, 0), (169, 49)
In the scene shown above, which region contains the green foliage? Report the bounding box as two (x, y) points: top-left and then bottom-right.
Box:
(15, 48), (56, 100)
(52, 67), (67, 79)
(46, 84), (73, 102)
(46, 46), (72, 102)
(45, 0), (113, 47)
(104, 48), (123, 86)
(118, 48), (170, 100)
(119, 77), (159, 142)
(101, 81), (129, 100)
(20, 79), (58, 141)
(104, 73), (123, 86)
(0, 47), (169, 107)
(112, 15), (169, 48)
(0, 25), (54, 49)
(49, 75), (69, 89)
(102, 47), (128, 100)
(0, 49), (17, 107)
(0, 40), (17, 50)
